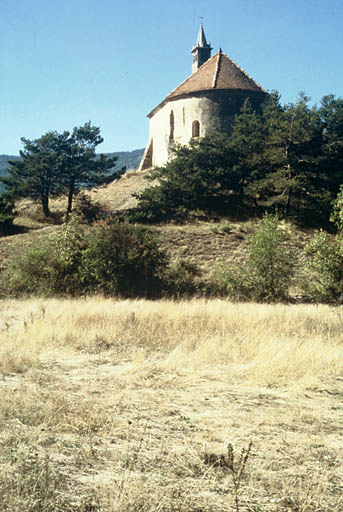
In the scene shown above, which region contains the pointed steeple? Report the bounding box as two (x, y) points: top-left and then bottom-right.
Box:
(191, 22), (212, 74)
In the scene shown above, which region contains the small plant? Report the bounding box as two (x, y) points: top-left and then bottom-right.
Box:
(80, 222), (168, 297)
(2, 217), (86, 296)
(226, 442), (253, 512)
(71, 192), (107, 224)
(217, 214), (294, 301)
(330, 184), (343, 231)
(305, 230), (343, 303)
(203, 442), (252, 512)
(0, 193), (15, 235)
(162, 260), (200, 297)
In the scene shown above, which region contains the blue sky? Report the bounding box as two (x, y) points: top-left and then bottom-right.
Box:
(1, 0), (343, 155)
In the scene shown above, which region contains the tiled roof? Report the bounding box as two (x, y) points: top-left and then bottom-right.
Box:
(148, 51), (265, 118)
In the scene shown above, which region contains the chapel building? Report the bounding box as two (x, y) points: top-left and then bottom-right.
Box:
(139, 23), (266, 170)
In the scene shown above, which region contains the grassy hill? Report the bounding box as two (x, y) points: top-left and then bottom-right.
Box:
(0, 171), (342, 511)
(0, 169), (313, 298)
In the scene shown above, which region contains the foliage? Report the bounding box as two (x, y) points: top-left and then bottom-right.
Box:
(0, 124), (118, 218)
(60, 122), (118, 216)
(217, 214), (294, 302)
(330, 184), (343, 231)
(132, 91), (343, 226)
(132, 132), (238, 222)
(319, 94), (343, 194)
(305, 230), (343, 303)
(79, 222), (168, 297)
(246, 92), (329, 223)
(2, 220), (196, 298)
(0, 193), (15, 234)
(72, 192), (107, 224)
(1, 132), (68, 217)
(2, 218), (86, 296)
(162, 260), (200, 297)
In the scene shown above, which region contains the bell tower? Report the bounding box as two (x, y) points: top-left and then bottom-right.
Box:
(191, 21), (212, 74)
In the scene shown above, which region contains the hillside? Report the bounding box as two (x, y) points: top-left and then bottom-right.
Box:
(0, 169), (313, 296)
(0, 172), (341, 511)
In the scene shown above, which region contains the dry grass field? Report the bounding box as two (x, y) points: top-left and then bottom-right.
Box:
(0, 298), (342, 511)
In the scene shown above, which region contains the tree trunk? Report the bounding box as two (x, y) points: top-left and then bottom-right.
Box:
(284, 145), (291, 217)
(42, 195), (50, 217)
(66, 180), (75, 219)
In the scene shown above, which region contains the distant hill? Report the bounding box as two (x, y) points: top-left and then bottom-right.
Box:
(0, 149), (144, 192)
(0, 155), (21, 177)
(110, 149), (144, 171)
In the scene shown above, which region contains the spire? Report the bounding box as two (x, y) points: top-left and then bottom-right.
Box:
(191, 21), (212, 74)
(195, 21), (209, 47)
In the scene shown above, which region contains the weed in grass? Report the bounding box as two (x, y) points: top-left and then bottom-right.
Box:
(203, 442), (252, 512)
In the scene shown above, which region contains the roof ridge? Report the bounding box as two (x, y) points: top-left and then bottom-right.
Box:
(212, 50), (221, 88)
(221, 51), (266, 93)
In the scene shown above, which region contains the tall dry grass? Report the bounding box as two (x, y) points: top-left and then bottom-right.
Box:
(1, 298), (342, 511)
(1, 298), (342, 388)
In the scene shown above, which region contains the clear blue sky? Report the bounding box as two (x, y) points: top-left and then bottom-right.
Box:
(1, 0), (342, 155)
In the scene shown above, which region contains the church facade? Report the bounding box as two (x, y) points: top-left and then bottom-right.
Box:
(139, 24), (266, 170)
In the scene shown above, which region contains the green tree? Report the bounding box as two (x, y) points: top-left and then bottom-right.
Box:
(217, 214), (294, 301)
(330, 184), (343, 231)
(319, 94), (343, 195)
(2, 131), (68, 216)
(133, 131), (238, 221)
(60, 122), (118, 217)
(247, 92), (326, 221)
(228, 98), (266, 202)
(1, 123), (118, 218)
(0, 193), (15, 234)
(305, 230), (343, 303)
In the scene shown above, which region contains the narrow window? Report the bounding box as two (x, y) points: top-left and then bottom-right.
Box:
(183, 107), (186, 126)
(169, 110), (174, 140)
(192, 120), (200, 138)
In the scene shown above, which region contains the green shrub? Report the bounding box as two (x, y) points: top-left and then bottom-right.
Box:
(217, 214), (294, 302)
(0, 194), (15, 235)
(162, 260), (200, 297)
(2, 220), (193, 299)
(79, 222), (168, 297)
(2, 219), (86, 296)
(305, 230), (343, 303)
(72, 192), (107, 224)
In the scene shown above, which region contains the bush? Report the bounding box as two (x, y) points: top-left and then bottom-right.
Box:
(2, 219), (86, 296)
(217, 214), (294, 302)
(79, 222), (168, 297)
(162, 260), (200, 297)
(2, 220), (196, 298)
(0, 194), (15, 235)
(72, 192), (107, 224)
(305, 230), (343, 303)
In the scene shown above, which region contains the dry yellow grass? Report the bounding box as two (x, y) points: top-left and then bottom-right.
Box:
(0, 298), (342, 511)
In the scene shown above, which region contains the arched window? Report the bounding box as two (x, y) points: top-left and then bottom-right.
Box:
(192, 120), (200, 138)
(169, 110), (174, 141)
